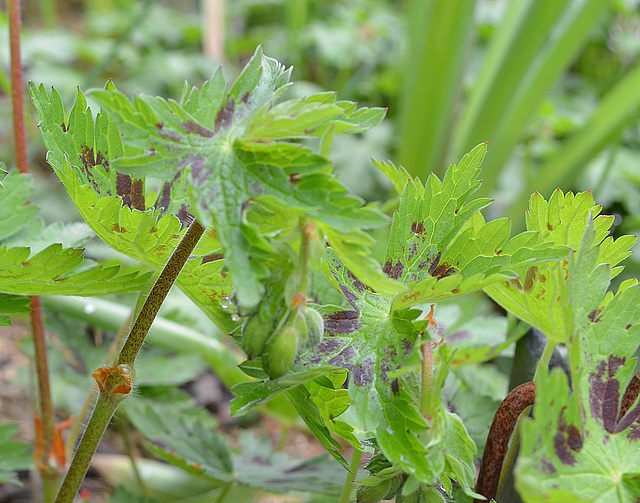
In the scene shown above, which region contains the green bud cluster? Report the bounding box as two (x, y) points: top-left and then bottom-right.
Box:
(241, 305), (325, 379)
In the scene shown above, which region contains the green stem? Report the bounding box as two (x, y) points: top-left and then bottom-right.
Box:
(54, 219), (205, 503)
(419, 338), (434, 419)
(54, 393), (119, 503)
(117, 220), (205, 365)
(338, 448), (363, 503)
(533, 340), (556, 382)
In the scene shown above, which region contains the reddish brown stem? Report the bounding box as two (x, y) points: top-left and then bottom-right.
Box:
(31, 297), (56, 468)
(9, 0), (28, 174)
(620, 372), (640, 419)
(475, 381), (536, 502)
(9, 0), (58, 495)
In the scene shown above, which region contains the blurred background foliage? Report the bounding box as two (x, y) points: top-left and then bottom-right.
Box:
(2, 0), (640, 268)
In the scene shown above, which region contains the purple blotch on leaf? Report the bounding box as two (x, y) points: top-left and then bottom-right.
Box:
(182, 121), (214, 138)
(325, 310), (360, 335)
(589, 355), (626, 433)
(215, 100), (235, 133)
(383, 260), (404, 280)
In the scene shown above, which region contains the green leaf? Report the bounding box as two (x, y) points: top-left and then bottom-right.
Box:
(0, 170), (39, 241)
(30, 84), (237, 332)
(515, 221), (640, 502)
(0, 244), (148, 296)
(0, 294), (31, 326)
(484, 189), (636, 344)
(127, 400), (346, 495)
(0, 423), (31, 486)
(381, 144), (568, 311)
(305, 248), (481, 488)
(87, 48), (394, 308)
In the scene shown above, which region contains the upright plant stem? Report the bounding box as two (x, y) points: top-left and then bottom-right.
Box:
(338, 448), (363, 503)
(54, 219), (205, 503)
(9, 0), (28, 175)
(9, 1), (58, 499)
(419, 339), (434, 419)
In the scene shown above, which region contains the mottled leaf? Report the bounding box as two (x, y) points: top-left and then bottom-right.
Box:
(381, 145), (568, 311)
(516, 222), (640, 502)
(485, 189), (635, 344)
(88, 47), (397, 309)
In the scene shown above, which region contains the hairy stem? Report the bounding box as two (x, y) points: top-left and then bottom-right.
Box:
(54, 219), (205, 503)
(338, 448), (363, 503)
(117, 220), (205, 365)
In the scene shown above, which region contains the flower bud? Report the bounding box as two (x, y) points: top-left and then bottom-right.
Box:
(263, 326), (298, 379)
(303, 307), (324, 348)
(241, 315), (273, 359)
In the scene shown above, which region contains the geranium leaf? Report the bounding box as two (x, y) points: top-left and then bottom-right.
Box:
(87, 47), (396, 309)
(484, 189), (635, 344)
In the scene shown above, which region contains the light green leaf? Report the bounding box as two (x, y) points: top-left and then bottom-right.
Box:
(515, 221), (640, 502)
(484, 189), (636, 344)
(0, 244), (148, 296)
(381, 144), (568, 311)
(30, 85), (237, 332)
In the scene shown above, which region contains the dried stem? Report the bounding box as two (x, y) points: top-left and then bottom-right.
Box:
(475, 381), (536, 502)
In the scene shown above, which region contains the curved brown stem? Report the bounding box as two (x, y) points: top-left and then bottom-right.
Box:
(475, 372), (640, 501)
(475, 381), (536, 502)
(620, 372), (640, 419)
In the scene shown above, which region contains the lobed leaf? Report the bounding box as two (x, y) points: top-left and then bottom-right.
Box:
(484, 189), (636, 344)
(126, 400), (346, 495)
(87, 47), (394, 308)
(515, 221), (640, 502)
(381, 144), (568, 311)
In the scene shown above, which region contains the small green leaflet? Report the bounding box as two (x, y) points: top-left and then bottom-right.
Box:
(377, 143), (569, 311)
(484, 189), (636, 345)
(0, 423), (31, 486)
(515, 221), (640, 502)
(87, 46), (398, 308)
